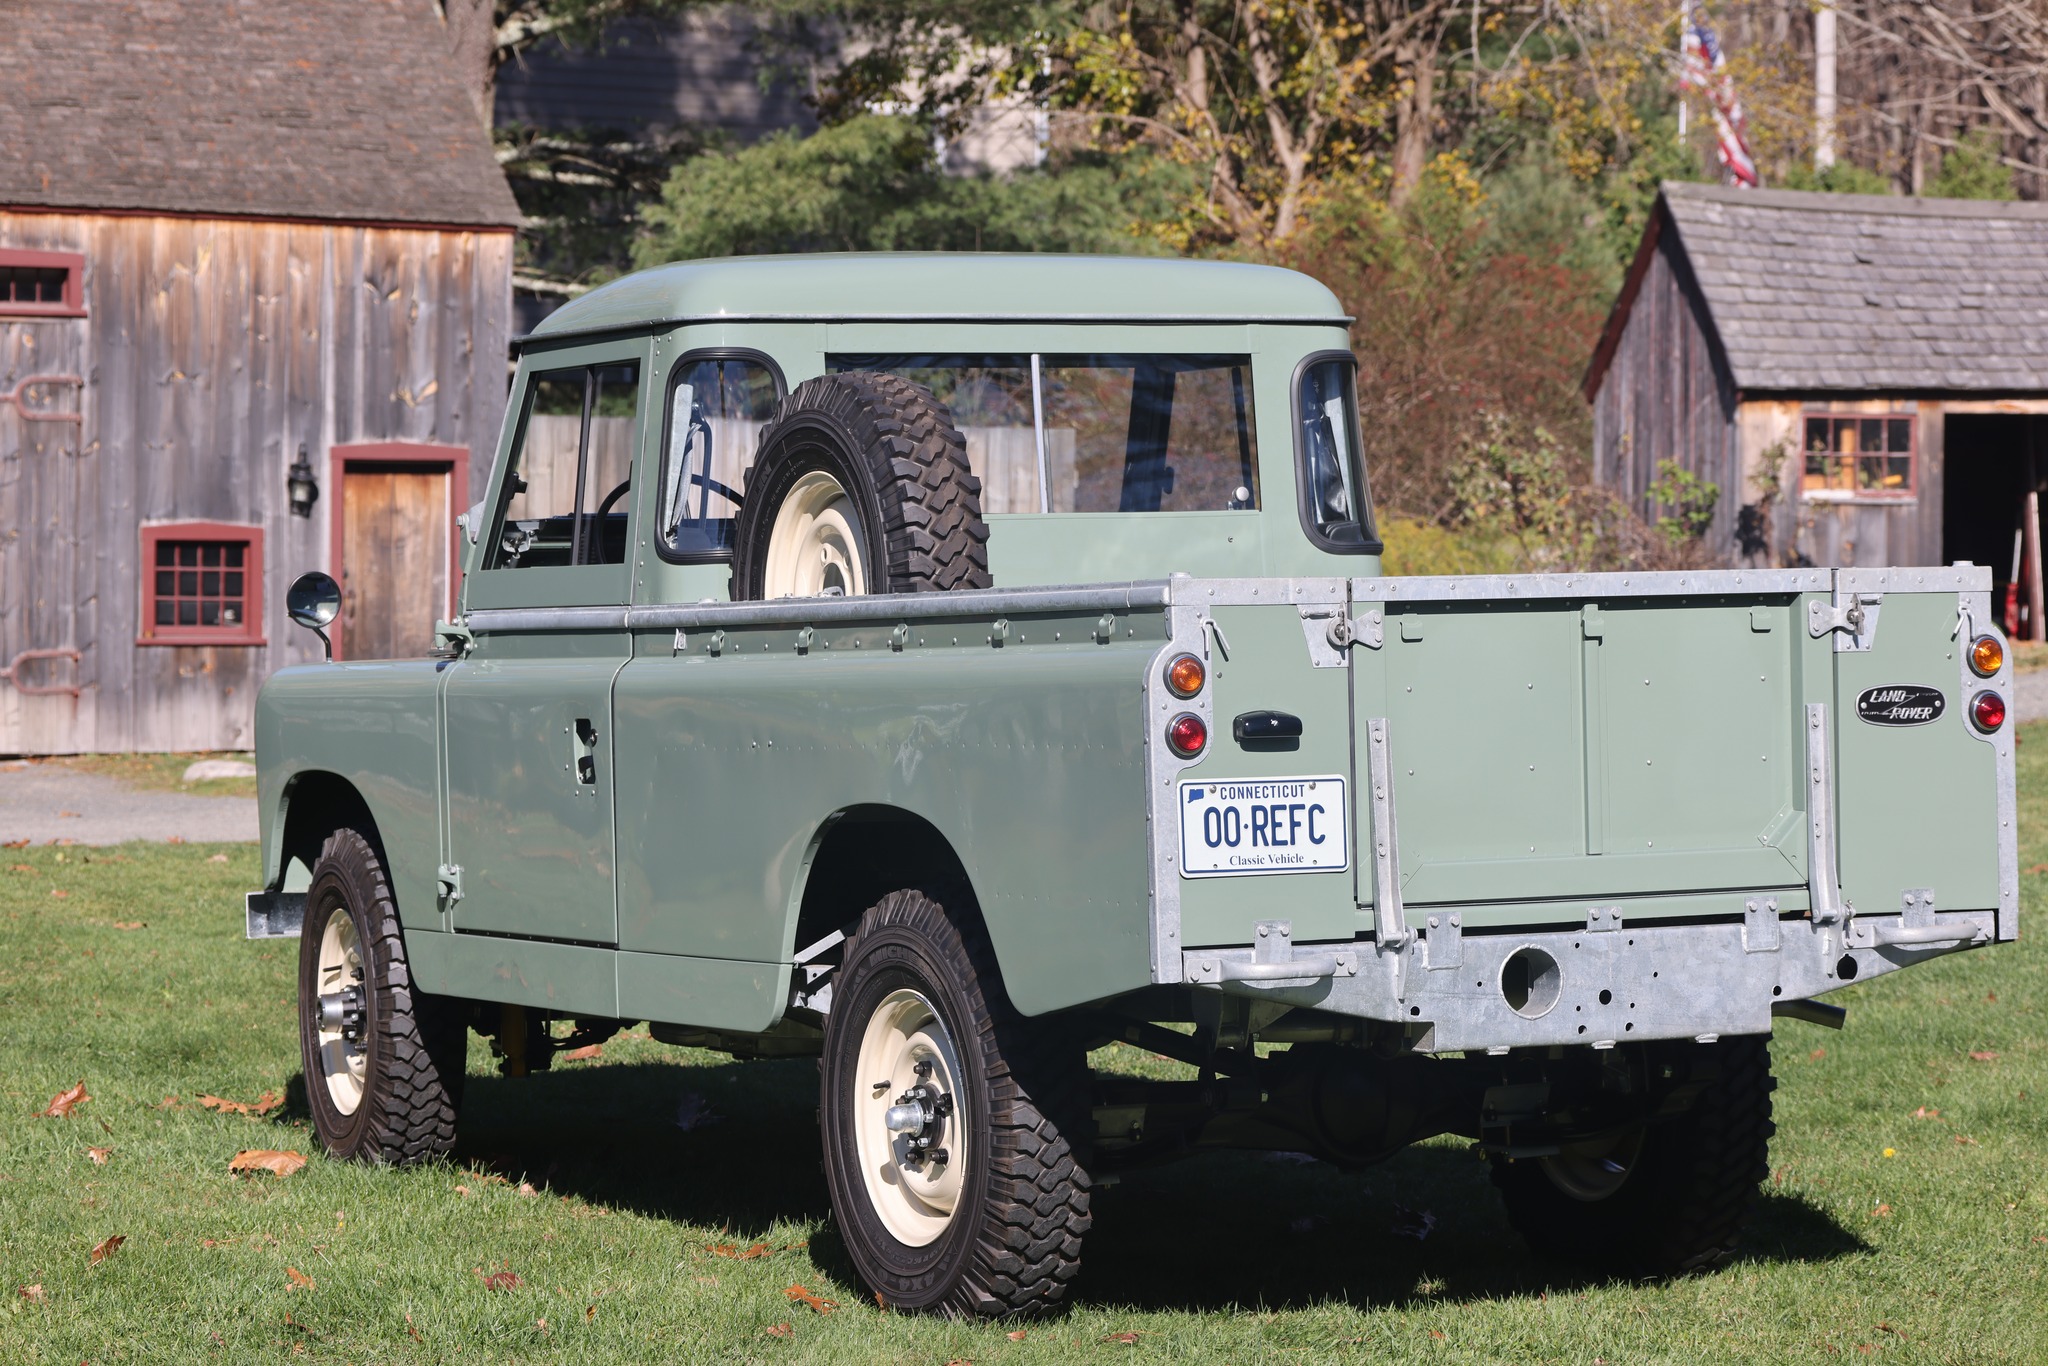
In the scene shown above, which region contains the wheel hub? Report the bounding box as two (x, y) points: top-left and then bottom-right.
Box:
(318, 985), (366, 1042)
(313, 909), (369, 1117)
(881, 1060), (954, 1167)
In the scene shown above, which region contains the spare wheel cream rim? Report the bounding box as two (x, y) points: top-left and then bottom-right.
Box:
(314, 909), (368, 1116)
(763, 470), (868, 598)
(852, 988), (968, 1247)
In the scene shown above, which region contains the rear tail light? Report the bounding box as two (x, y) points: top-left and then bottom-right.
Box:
(1165, 653), (1205, 698)
(1970, 634), (2005, 677)
(1971, 689), (2007, 733)
(1166, 712), (1208, 758)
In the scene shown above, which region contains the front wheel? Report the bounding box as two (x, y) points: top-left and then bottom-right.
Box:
(1491, 1035), (1776, 1274)
(297, 829), (467, 1164)
(819, 890), (1090, 1317)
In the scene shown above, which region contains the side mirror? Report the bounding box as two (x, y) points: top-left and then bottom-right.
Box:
(286, 571), (341, 661)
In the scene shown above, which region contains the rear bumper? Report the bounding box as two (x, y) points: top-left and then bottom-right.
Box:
(1182, 903), (1996, 1053)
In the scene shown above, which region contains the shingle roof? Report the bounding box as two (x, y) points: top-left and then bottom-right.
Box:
(1645, 181), (2048, 393)
(0, 0), (520, 228)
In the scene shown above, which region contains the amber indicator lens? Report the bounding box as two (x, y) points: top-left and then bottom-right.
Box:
(1165, 653), (1205, 698)
(1970, 634), (2005, 677)
(1166, 712), (1208, 758)
(1971, 690), (2007, 733)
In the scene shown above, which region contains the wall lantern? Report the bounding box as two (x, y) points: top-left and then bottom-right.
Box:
(287, 444), (320, 519)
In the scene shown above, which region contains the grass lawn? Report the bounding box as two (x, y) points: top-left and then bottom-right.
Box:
(2, 745), (2045, 1363)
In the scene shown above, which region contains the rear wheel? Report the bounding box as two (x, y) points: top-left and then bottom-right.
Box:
(297, 829), (467, 1164)
(731, 372), (989, 600)
(1491, 1035), (1776, 1274)
(819, 890), (1090, 1317)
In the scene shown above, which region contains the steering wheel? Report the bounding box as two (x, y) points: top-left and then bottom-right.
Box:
(593, 478), (631, 520)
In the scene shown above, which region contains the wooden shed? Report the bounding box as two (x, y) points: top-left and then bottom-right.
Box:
(0, 0), (520, 754)
(1586, 182), (2048, 597)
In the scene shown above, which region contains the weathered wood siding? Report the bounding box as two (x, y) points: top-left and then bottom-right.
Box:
(1734, 398), (1944, 568)
(0, 210), (511, 754)
(1590, 227), (1742, 554)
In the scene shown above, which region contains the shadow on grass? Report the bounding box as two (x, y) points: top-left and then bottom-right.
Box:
(288, 1059), (1871, 1313)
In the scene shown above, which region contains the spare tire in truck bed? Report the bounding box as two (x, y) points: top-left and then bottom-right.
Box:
(731, 372), (991, 599)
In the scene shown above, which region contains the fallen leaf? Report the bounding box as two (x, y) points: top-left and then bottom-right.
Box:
(1103, 1330), (1144, 1344)
(86, 1146), (112, 1166)
(563, 1044), (602, 1061)
(1007, 1329), (1028, 1341)
(1810, 1048), (1827, 1061)
(783, 1284), (837, 1314)
(3, 837), (29, 848)
(454, 1184), (472, 1196)
(407, 1312), (423, 1342)
(49, 888), (67, 898)
(89, 1234), (125, 1264)
(1988, 991), (1999, 1002)
(1876, 1322), (1905, 1340)
(19, 1284), (44, 1302)
(1871, 1203), (1893, 1218)
(763, 1323), (792, 1338)
(198, 1092), (284, 1117)
(585, 1305), (596, 1323)
(8, 864), (32, 872)
(57, 810), (81, 819)
(707, 1242), (772, 1260)
(1430, 1329), (1447, 1340)
(477, 1265), (523, 1291)
(167, 836), (185, 844)
(1969, 1051), (2001, 1062)
(36, 1081), (90, 1118)
(2027, 864), (2047, 874)
(208, 853), (229, 864)
(535, 1317), (547, 1333)
(1954, 1134), (1979, 1146)
(286, 1266), (314, 1290)
(517, 1182), (538, 1197)
(1391, 1204), (1437, 1241)
(112, 921), (145, 931)
(228, 1150), (307, 1178)
(1911, 1106), (1941, 1120)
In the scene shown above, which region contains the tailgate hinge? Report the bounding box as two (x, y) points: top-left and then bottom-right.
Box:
(437, 863), (465, 907)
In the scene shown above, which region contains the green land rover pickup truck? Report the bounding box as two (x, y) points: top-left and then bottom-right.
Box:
(251, 254), (2017, 1318)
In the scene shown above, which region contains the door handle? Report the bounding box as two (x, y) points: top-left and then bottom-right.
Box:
(1233, 711), (1303, 743)
(573, 717), (598, 784)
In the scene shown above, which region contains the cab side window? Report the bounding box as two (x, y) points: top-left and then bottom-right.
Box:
(490, 361), (641, 570)
(656, 356), (781, 559)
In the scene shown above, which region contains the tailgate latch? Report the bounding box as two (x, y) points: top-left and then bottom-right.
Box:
(1808, 591), (1882, 651)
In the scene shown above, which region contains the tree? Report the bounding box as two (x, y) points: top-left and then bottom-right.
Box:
(635, 114), (1194, 262)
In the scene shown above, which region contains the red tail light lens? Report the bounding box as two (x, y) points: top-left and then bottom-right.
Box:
(1166, 712), (1208, 758)
(1971, 690), (2007, 733)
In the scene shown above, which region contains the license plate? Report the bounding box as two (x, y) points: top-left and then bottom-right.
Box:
(1178, 775), (1349, 878)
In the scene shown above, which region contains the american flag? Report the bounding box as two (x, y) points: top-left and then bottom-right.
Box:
(1679, 16), (1758, 187)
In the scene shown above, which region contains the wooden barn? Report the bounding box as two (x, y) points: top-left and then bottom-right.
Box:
(1586, 182), (2048, 601)
(0, 0), (519, 755)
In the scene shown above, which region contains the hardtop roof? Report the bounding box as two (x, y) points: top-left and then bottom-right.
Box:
(524, 254), (1349, 342)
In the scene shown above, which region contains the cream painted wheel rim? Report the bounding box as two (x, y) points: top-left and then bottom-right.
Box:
(852, 989), (968, 1247)
(763, 471), (868, 598)
(315, 910), (368, 1116)
(1540, 1128), (1644, 1202)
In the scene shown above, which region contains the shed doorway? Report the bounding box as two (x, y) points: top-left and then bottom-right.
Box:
(1943, 415), (2048, 634)
(330, 442), (468, 661)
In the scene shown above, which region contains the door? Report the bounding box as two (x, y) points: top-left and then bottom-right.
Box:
(443, 341), (647, 944)
(340, 466), (449, 660)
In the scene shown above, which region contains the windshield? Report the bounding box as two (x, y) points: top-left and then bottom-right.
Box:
(830, 354), (1258, 515)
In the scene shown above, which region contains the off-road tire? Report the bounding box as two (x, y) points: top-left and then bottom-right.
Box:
(731, 372), (990, 598)
(819, 889), (1091, 1318)
(297, 828), (467, 1164)
(1491, 1035), (1776, 1275)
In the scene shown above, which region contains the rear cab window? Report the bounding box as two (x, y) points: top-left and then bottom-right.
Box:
(654, 354), (784, 561)
(830, 354), (1259, 515)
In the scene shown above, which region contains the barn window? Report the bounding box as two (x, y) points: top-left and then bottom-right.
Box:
(1801, 413), (1915, 501)
(139, 524), (265, 646)
(0, 248), (86, 318)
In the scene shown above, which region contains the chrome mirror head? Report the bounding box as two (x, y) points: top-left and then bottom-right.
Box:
(286, 571), (340, 659)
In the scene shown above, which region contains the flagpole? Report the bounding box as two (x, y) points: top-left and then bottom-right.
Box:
(1677, 0), (1689, 139)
